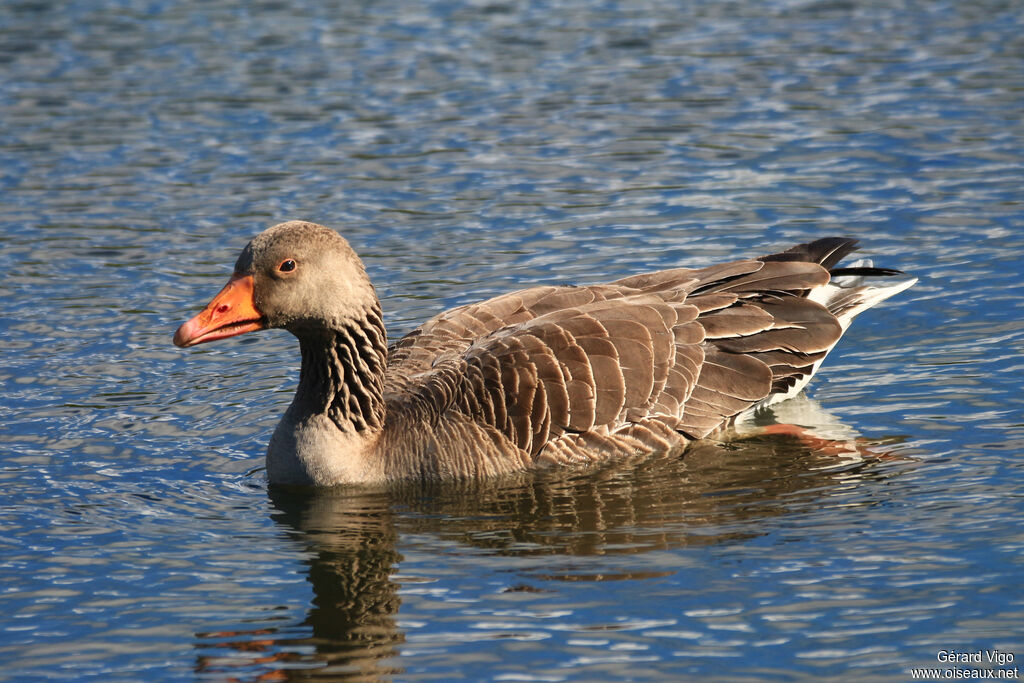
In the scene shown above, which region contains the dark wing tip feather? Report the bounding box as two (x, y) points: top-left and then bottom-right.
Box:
(828, 266), (905, 277)
(759, 237), (859, 270)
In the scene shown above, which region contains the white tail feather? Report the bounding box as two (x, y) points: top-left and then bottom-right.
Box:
(753, 263), (917, 409)
(809, 259), (918, 331)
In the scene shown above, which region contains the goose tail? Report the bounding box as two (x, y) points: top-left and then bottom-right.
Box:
(749, 238), (916, 409)
(812, 257), (918, 331)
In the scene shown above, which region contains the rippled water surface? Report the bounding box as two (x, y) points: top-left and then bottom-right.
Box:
(2, 0), (1023, 680)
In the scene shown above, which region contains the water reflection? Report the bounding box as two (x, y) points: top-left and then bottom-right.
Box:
(194, 397), (911, 680)
(195, 490), (404, 681)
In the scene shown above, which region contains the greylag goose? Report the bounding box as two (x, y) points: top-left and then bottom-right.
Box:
(174, 221), (915, 486)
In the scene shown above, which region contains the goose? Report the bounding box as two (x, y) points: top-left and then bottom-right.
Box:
(174, 221), (915, 486)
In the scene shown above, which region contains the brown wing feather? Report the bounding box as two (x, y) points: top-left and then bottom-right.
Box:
(446, 292), (697, 456)
(391, 258), (725, 377)
(675, 348), (774, 439)
(759, 236), (859, 269)
(390, 284), (614, 372)
(670, 257), (844, 438)
(712, 297), (841, 354)
(387, 247), (859, 462)
(697, 261), (831, 296)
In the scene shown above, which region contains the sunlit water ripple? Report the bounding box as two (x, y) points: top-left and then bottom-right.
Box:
(1, 0), (1022, 680)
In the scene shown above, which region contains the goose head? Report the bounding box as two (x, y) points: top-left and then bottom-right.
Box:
(173, 221), (377, 347)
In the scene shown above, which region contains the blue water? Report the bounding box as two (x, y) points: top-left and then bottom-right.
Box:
(2, 0), (1023, 680)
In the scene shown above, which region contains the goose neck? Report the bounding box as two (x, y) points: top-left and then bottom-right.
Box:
(293, 307), (388, 433)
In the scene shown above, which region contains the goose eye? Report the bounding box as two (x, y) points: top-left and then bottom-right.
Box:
(278, 259), (297, 273)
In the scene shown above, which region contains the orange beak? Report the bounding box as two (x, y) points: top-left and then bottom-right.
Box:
(173, 274), (265, 348)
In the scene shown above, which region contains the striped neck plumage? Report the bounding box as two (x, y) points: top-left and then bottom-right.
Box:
(294, 305), (388, 433)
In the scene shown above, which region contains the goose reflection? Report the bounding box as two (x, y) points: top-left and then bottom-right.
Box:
(194, 395), (910, 681)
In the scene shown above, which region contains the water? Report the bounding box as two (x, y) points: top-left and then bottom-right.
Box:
(2, 0), (1023, 680)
